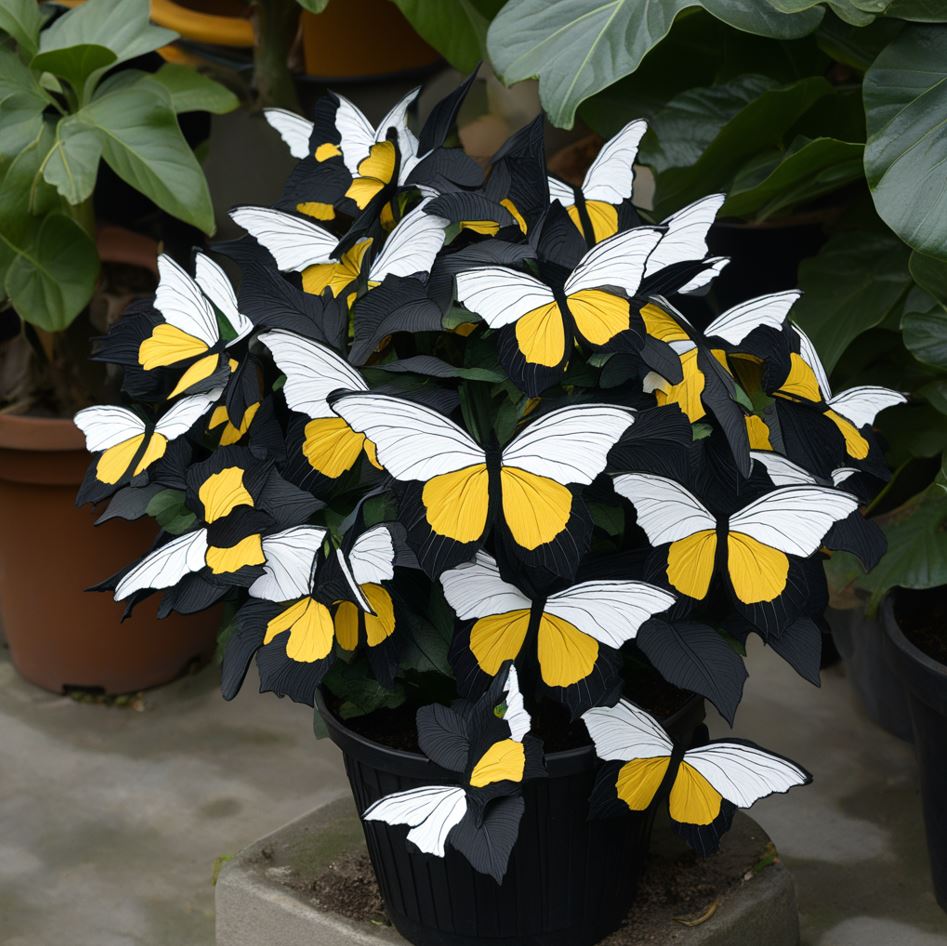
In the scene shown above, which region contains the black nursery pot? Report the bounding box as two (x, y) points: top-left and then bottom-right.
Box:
(830, 604), (913, 742)
(316, 692), (705, 946)
(883, 594), (947, 911)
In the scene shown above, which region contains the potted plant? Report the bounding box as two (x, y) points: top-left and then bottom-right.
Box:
(0, 0), (239, 693)
(79, 74), (900, 944)
(884, 586), (947, 910)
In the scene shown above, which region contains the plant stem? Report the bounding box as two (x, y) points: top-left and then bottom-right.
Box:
(69, 196), (96, 240)
(252, 0), (302, 111)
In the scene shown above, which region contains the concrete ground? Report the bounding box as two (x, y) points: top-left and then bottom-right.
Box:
(2, 639), (945, 946)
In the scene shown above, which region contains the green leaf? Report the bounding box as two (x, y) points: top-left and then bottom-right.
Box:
(648, 75), (833, 215)
(886, 0), (947, 20)
(722, 136), (864, 219)
(641, 74), (779, 176)
(903, 308), (947, 369)
(792, 229), (912, 372)
(78, 77), (215, 234)
(815, 14), (903, 70)
(38, 0), (177, 73)
(2, 213), (98, 331)
(918, 378), (947, 414)
(579, 12), (829, 137)
(0, 0), (44, 55)
(30, 43), (117, 95)
(41, 117), (103, 204)
(295, 0), (331, 11)
(863, 24), (947, 260)
(145, 489), (198, 534)
(486, 0), (822, 129)
(0, 92), (47, 160)
(859, 486), (947, 607)
(324, 658), (405, 719)
(769, 0), (888, 27)
(151, 63), (239, 115)
(909, 249), (947, 306)
(391, 0), (503, 72)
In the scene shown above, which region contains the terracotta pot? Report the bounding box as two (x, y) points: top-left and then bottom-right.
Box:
(299, 0), (441, 81)
(0, 414), (220, 693)
(0, 226), (218, 693)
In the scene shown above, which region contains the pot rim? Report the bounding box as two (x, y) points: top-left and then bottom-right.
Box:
(315, 687), (704, 778)
(883, 593), (947, 679)
(0, 413), (85, 452)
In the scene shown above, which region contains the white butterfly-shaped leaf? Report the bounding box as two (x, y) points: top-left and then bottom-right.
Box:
(263, 108), (313, 159)
(645, 194), (725, 278)
(249, 525), (327, 601)
(154, 254), (220, 349)
(440, 551), (532, 620)
(364, 785), (468, 857)
(229, 206), (338, 272)
(260, 331), (366, 420)
(114, 529), (210, 600)
(367, 199), (447, 282)
(705, 290), (801, 346)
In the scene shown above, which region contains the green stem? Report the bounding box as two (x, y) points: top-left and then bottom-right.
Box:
(252, 0), (302, 111)
(69, 196), (96, 240)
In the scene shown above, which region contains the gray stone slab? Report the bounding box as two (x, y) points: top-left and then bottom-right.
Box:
(216, 795), (799, 946)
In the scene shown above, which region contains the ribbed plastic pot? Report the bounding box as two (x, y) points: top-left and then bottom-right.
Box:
(883, 595), (947, 912)
(316, 691), (705, 946)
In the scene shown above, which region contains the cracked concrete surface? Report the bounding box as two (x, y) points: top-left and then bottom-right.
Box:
(2, 639), (946, 945)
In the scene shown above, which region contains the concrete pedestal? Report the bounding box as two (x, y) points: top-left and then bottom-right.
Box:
(216, 795), (799, 946)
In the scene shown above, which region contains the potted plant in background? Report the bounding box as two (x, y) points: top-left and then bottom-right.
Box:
(0, 0), (238, 694)
(77, 67), (902, 942)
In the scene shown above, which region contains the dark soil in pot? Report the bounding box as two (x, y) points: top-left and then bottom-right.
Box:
(317, 686), (704, 946)
(884, 587), (947, 912)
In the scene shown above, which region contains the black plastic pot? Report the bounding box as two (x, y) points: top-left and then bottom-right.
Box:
(317, 692), (705, 946)
(829, 603), (913, 742)
(883, 594), (947, 912)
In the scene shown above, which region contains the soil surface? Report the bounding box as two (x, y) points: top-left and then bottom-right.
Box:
(895, 587), (947, 666)
(309, 822), (774, 944)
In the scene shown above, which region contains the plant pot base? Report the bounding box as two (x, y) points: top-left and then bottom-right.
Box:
(215, 796), (800, 946)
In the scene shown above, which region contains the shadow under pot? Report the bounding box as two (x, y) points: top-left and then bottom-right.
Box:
(883, 588), (947, 912)
(316, 689), (705, 946)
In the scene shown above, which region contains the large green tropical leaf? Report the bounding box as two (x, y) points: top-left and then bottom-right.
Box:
(647, 75), (832, 215)
(886, 0), (947, 20)
(859, 486), (947, 607)
(864, 24), (947, 260)
(3, 213), (99, 331)
(791, 229), (912, 373)
(41, 117), (104, 205)
(30, 44), (117, 99)
(641, 74), (778, 176)
(486, 0), (822, 128)
(150, 64), (239, 115)
(0, 0), (44, 55)
(909, 249), (947, 305)
(77, 77), (215, 233)
(722, 136), (863, 219)
(36, 0), (176, 95)
(770, 0), (888, 27)
(0, 124), (97, 329)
